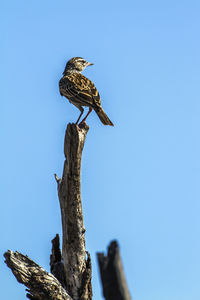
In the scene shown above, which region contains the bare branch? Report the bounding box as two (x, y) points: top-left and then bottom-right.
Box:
(54, 173), (61, 185)
(97, 240), (131, 300)
(4, 250), (72, 300)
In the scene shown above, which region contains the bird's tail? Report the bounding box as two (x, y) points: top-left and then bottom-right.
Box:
(94, 106), (114, 126)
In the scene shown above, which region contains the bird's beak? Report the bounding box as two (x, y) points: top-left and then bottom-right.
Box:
(87, 62), (94, 66)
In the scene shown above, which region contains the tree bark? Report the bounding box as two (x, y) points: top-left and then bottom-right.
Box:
(97, 240), (131, 300)
(50, 234), (66, 289)
(4, 123), (92, 300)
(4, 123), (132, 300)
(4, 250), (72, 300)
(54, 123), (92, 300)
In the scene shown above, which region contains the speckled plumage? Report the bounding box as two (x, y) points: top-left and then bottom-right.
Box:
(59, 57), (114, 126)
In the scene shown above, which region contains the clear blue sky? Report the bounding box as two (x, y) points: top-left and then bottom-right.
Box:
(1, 0), (200, 299)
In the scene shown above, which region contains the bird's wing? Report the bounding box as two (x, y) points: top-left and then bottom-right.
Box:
(59, 73), (101, 107)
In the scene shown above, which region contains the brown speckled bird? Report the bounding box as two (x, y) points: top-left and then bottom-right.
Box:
(59, 57), (114, 126)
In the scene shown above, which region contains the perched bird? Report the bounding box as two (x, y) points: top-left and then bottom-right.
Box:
(59, 57), (114, 126)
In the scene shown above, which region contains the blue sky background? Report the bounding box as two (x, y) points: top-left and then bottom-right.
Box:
(1, 0), (200, 299)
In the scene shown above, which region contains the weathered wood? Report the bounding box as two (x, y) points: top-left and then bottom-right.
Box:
(4, 250), (72, 300)
(55, 123), (92, 300)
(97, 240), (131, 300)
(50, 234), (66, 289)
(4, 123), (92, 300)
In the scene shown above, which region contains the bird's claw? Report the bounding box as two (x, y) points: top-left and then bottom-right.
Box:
(78, 121), (87, 129)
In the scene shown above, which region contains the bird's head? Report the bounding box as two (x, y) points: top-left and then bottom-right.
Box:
(63, 57), (93, 75)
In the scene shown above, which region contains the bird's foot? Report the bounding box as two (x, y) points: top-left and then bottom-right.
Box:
(78, 121), (88, 129)
(78, 121), (89, 129)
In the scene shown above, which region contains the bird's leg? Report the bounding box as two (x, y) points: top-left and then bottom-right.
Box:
(75, 107), (84, 125)
(79, 107), (93, 125)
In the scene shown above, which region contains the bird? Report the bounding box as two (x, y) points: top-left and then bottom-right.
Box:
(59, 57), (114, 126)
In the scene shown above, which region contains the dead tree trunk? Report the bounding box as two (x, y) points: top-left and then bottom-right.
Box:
(4, 123), (91, 300)
(54, 123), (92, 300)
(97, 240), (131, 300)
(4, 123), (131, 300)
